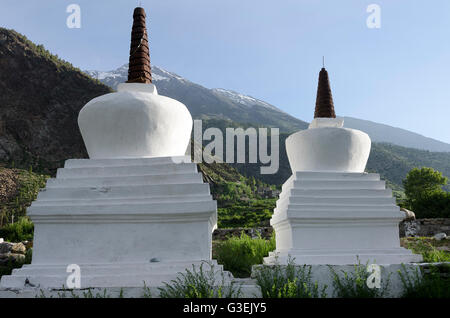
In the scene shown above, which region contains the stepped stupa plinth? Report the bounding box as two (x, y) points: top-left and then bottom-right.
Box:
(264, 66), (422, 265)
(0, 7), (225, 290)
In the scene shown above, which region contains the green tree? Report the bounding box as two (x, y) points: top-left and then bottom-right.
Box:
(403, 167), (449, 218)
(403, 167), (447, 203)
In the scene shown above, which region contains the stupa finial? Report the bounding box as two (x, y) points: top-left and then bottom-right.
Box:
(314, 66), (336, 118)
(127, 7), (152, 83)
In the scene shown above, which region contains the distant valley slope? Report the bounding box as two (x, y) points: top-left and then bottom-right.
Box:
(343, 117), (450, 153)
(86, 65), (309, 133)
(87, 64), (450, 153)
(86, 64), (450, 190)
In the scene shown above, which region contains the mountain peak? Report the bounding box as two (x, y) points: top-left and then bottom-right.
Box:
(211, 88), (282, 112)
(82, 63), (450, 152)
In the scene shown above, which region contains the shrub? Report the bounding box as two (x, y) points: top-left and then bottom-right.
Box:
(402, 167), (449, 218)
(215, 232), (275, 277)
(218, 199), (275, 228)
(0, 217), (34, 242)
(328, 261), (390, 298)
(399, 264), (450, 298)
(0, 168), (48, 228)
(158, 261), (242, 298)
(403, 167), (447, 200)
(254, 257), (327, 298)
(403, 238), (450, 263)
(410, 191), (450, 218)
(25, 247), (33, 264)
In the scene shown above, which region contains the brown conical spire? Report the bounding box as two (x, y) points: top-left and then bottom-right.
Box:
(127, 7), (152, 83)
(314, 67), (336, 118)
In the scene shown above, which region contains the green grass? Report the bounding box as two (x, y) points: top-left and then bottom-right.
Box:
(328, 261), (391, 298)
(209, 173), (279, 228)
(158, 261), (242, 298)
(401, 237), (450, 263)
(253, 257), (327, 298)
(0, 217), (34, 242)
(399, 264), (450, 298)
(218, 199), (276, 228)
(214, 232), (275, 278)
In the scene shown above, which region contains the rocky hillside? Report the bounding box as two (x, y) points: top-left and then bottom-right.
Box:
(0, 28), (249, 184)
(0, 28), (111, 173)
(0, 166), (48, 226)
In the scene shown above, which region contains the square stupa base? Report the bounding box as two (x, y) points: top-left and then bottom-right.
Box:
(0, 156), (229, 289)
(264, 171), (422, 265)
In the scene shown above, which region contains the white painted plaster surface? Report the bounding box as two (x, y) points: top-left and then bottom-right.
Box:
(265, 172), (422, 265)
(78, 83), (193, 159)
(0, 157), (221, 289)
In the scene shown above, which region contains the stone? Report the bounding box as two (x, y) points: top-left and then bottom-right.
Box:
(402, 220), (419, 237)
(23, 241), (33, 249)
(400, 208), (416, 221)
(0, 242), (13, 254)
(433, 233), (447, 241)
(8, 253), (25, 263)
(399, 218), (450, 237)
(11, 243), (26, 255)
(0, 253), (25, 265)
(0, 257), (9, 266)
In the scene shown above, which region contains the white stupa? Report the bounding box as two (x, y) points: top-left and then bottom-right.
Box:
(0, 7), (224, 290)
(264, 67), (422, 265)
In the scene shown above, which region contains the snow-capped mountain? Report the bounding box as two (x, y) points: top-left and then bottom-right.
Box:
(85, 64), (308, 133)
(211, 88), (283, 112)
(86, 65), (280, 111)
(86, 64), (187, 90)
(85, 64), (450, 152)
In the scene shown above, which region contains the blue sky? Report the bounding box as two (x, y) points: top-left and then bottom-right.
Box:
(1, 0), (450, 144)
